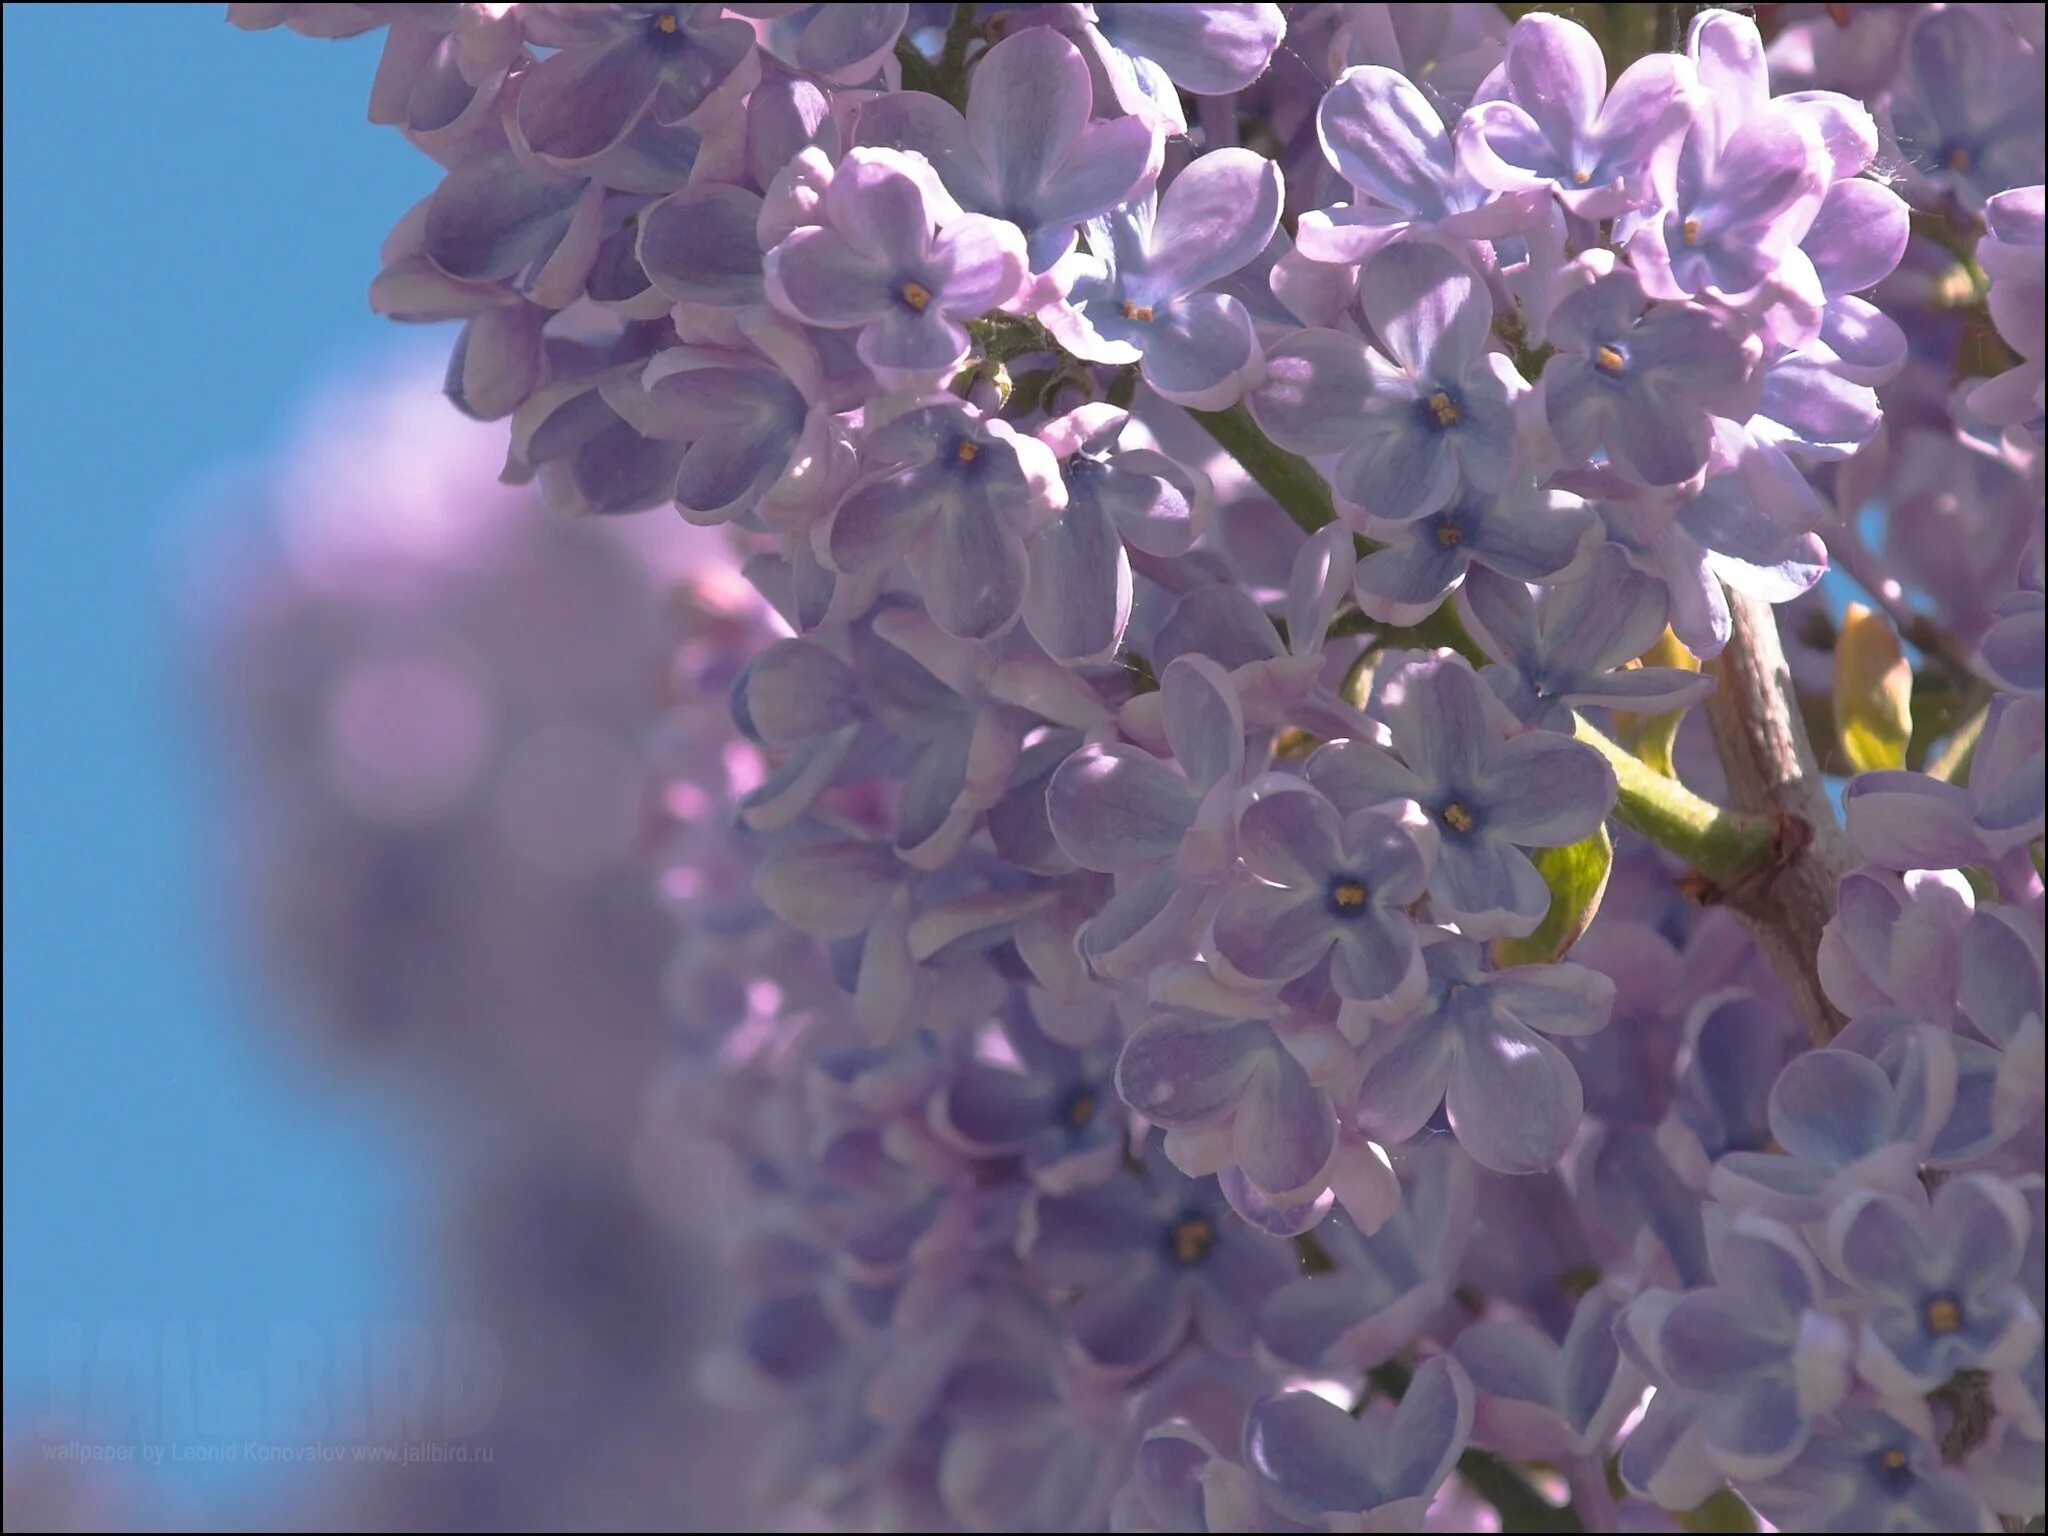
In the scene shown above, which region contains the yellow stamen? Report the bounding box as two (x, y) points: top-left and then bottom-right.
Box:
(1435, 522), (1464, 548)
(1064, 1091), (1097, 1129)
(655, 11), (678, 33)
(1572, 168), (1591, 186)
(1428, 390), (1462, 426)
(1442, 802), (1475, 834)
(901, 280), (933, 312)
(956, 439), (979, 463)
(1881, 1447), (1909, 1471)
(1681, 217), (1702, 245)
(1594, 343), (1626, 372)
(1332, 880), (1367, 909)
(1924, 1297), (1961, 1335)
(1171, 1215), (1214, 1265)
(1120, 299), (1154, 322)
(1946, 145), (1972, 173)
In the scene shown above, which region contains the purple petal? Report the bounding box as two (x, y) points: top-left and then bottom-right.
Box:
(753, 840), (900, 938)
(1139, 148), (1284, 300)
(1769, 1049), (1895, 1168)
(966, 27), (1089, 209)
(1445, 1019), (1585, 1173)
(1096, 2), (1284, 96)
(1235, 1052), (1339, 1197)
(1160, 654), (1245, 792)
(1316, 64), (1455, 213)
(928, 213), (1028, 314)
(1237, 784), (1346, 889)
(1140, 291), (1262, 409)
(639, 183), (766, 306)
(1243, 1391), (1382, 1517)
(826, 147), (944, 270)
(1385, 1356), (1476, 1502)
(765, 225), (890, 325)
(1360, 241), (1489, 379)
(1211, 885), (1336, 983)
(1843, 773), (1987, 870)
(1250, 330), (1376, 457)
(1023, 499), (1131, 664)
(1355, 1021), (1456, 1146)
(1479, 733), (1615, 846)
(1117, 1012), (1265, 1129)
(1048, 745), (1198, 871)
(515, 34), (660, 163)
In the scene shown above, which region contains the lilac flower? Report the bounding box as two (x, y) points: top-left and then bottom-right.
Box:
(1971, 185), (2046, 434)
(617, 327), (846, 526)
(1150, 525), (1369, 739)
(1539, 262), (1762, 488)
(1023, 403), (1208, 666)
(822, 400), (1063, 640)
(934, 988), (1124, 1193)
(1709, 1031), (1957, 1220)
(1046, 655), (1247, 980)
(1628, 100), (1831, 307)
(1350, 478), (1598, 625)
(1818, 867), (1980, 1029)
(1209, 777), (1430, 1008)
(1038, 148), (1283, 409)
(1241, 1357), (1474, 1529)
(764, 148), (1029, 390)
(1669, 988), (1803, 1167)
(1115, 1008), (1336, 1216)
(418, 148), (607, 304)
(636, 182), (768, 309)
(730, 634), (874, 829)
(1309, 656), (1615, 938)
(1020, 1150), (1294, 1375)
(1458, 11), (1697, 217)
(1803, 176), (1914, 384)
(1111, 1421), (1259, 1534)
(1885, 5), (2047, 209)
(1257, 1144), (1472, 1370)
(1749, 1405), (1995, 1533)
(746, 3), (907, 81)
(1843, 695), (2047, 870)
(1825, 1174), (2042, 1398)
(1593, 469), (1828, 659)
(1454, 1286), (1644, 1463)
(1350, 937), (1614, 1175)
(1620, 1215), (1852, 1479)
(1459, 545), (1715, 732)
(855, 28), (1162, 271)
(515, 4), (755, 165)
(1248, 242), (1524, 523)
(1050, 3), (1288, 135)
(1294, 63), (1541, 265)
(1979, 587), (2046, 698)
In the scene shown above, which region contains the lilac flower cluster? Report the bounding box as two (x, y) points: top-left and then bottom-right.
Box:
(239, 3), (2044, 1530)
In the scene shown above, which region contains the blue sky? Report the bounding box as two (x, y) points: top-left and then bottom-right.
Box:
(3, 5), (450, 1497)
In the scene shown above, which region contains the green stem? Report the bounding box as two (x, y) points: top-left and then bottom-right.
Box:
(891, 37), (944, 97)
(935, 2), (978, 107)
(1573, 714), (1776, 887)
(1184, 404), (1343, 538)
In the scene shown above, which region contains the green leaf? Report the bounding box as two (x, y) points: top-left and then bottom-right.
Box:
(1491, 826), (1613, 967)
(1835, 603), (1913, 772)
(1612, 625), (1700, 776)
